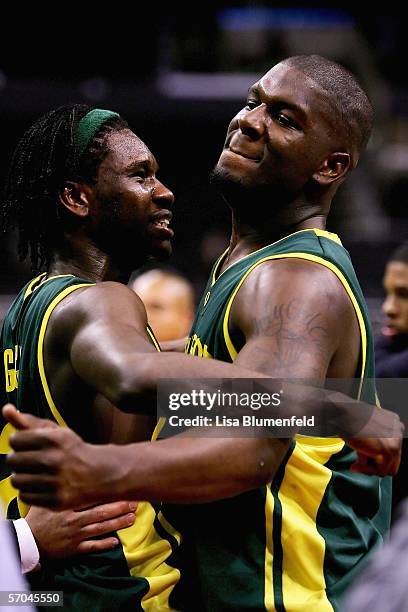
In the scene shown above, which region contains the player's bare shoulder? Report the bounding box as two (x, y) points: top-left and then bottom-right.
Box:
(231, 257), (357, 340)
(46, 281), (148, 346)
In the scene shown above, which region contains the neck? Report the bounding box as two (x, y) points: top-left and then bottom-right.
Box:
(223, 211), (326, 271)
(213, 176), (333, 270)
(47, 234), (137, 284)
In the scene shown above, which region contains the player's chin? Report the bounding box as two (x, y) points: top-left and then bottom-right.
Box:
(150, 239), (172, 261)
(211, 157), (258, 190)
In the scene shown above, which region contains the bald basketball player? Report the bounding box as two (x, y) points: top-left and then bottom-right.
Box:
(130, 269), (194, 342)
(4, 57), (404, 611)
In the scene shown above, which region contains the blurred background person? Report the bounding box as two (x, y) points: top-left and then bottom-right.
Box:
(344, 498), (408, 612)
(376, 243), (408, 376)
(376, 243), (408, 518)
(130, 268), (195, 343)
(3, 6), (408, 308)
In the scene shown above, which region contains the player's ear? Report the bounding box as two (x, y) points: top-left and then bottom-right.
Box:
(313, 152), (351, 186)
(59, 181), (92, 218)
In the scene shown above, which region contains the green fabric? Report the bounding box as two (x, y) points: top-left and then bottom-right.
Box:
(0, 274), (94, 518)
(75, 108), (119, 158)
(165, 229), (391, 612)
(28, 545), (149, 612)
(0, 275), (153, 610)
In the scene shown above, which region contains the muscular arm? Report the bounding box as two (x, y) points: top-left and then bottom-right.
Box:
(32, 281), (289, 505)
(159, 337), (188, 352)
(51, 282), (266, 414)
(231, 259), (348, 378)
(4, 406), (290, 507)
(230, 259), (402, 473)
(4, 262), (402, 509)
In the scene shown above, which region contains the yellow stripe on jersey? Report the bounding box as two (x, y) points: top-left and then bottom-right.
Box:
(0, 476), (18, 515)
(279, 440), (343, 611)
(313, 228), (342, 245)
(222, 252), (367, 388)
(23, 273), (78, 300)
(213, 229), (340, 288)
(157, 511), (182, 546)
(264, 486), (275, 611)
(118, 502), (180, 612)
(146, 325), (161, 352)
(152, 417), (166, 441)
(146, 326), (165, 442)
(211, 249), (229, 286)
(37, 283), (94, 427)
(0, 422), (15, 453)
(221, 244), (367, 611)
(23, 273), (45, 299)
(0, 419), (30, 517)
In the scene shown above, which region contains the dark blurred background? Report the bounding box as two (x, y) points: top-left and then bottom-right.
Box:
(1, 4), (406, 332)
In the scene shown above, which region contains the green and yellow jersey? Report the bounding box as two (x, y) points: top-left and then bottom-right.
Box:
(163, 229), (391, 612)
(0, 273), (180, 611)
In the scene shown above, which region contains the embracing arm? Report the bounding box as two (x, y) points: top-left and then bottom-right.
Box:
(54, 282), (266, 414)
(231, 258), (402, 474)
(3, 262), (402, 509)
(3, 280), (291, 508)
(159, 337), (188, 352)
(4, 406), (289, 508)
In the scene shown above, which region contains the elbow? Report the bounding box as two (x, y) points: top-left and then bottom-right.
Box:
(110, 359), (156, 413)
(245, 438), (291, 487)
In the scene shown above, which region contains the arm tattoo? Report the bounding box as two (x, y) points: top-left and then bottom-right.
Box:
(252, 298), (330, 372)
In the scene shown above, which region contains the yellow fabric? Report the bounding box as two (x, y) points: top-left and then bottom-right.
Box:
(222, 251), (367, 387)
(117, 503), (180, 611)
(279, 440), (343, 611)
(218, 232), (366, 611)
(37, 283), (94, 427)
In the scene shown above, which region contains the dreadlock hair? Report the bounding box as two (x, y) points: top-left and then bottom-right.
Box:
(1, 104), (129, 272)
(283, 55), (374, 159)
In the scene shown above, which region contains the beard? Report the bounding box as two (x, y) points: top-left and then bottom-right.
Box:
(209, 164), (297, 221)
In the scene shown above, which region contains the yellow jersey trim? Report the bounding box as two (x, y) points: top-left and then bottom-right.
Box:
(23, 273), (46, 300)
(279, 441), (337, 611)
(214, 229), (341, 286)
(264, 485), (275, 611)
(220, 246), (364, 611)
(23, 273), (78, 300)
(117, 502), (180, 612)
(157, 511), (182, 547)
(313, 228), (342, 245)
(151, 418), (166, 441)
(37, 283), (94, 427)
(146, 325), (161, 352)
(211, 249), (229, 286)
(222, 252), (367, 389)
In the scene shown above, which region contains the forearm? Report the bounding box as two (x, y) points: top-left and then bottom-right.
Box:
(114, 353), (265, 413)
(159, 337), (187, 352)
(281, 382), (397, 439)
(88, 435), (290, 505)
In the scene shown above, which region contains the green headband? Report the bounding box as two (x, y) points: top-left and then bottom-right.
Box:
(75, 108), (120, 158)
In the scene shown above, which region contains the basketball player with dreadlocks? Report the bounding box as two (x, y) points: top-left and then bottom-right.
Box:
(2, 56), (404, 611)
(0, 105), (293, 610)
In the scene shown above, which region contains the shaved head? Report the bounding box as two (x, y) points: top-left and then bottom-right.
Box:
(282, 55), (373, 164)
(131, 269), (195, 342)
